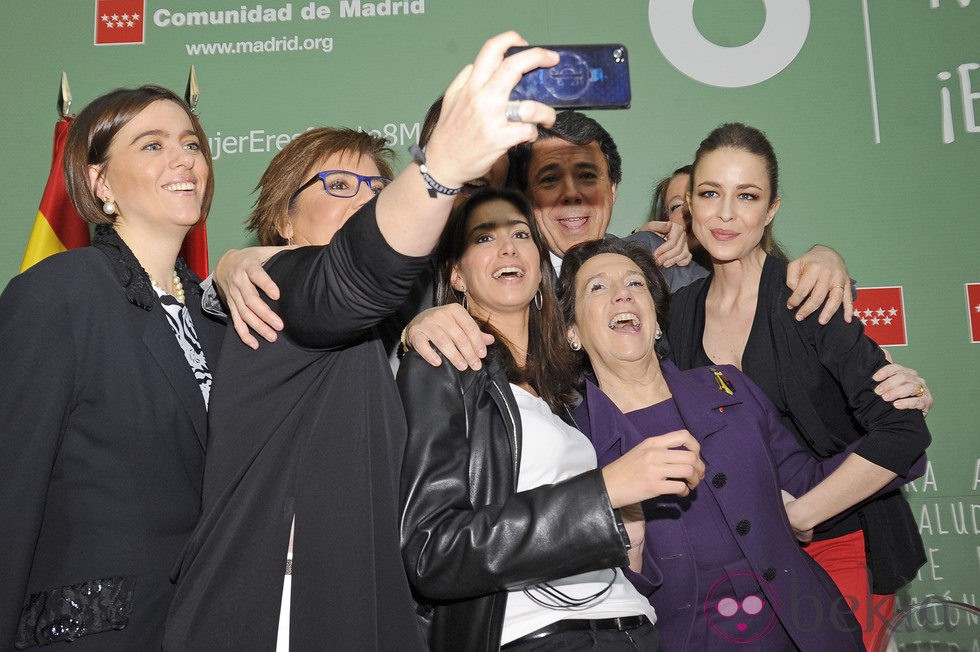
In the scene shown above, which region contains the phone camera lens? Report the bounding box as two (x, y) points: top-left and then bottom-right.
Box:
(612, 47), (625, 63)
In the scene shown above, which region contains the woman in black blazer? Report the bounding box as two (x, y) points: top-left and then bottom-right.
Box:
(0, 85), (224, 650)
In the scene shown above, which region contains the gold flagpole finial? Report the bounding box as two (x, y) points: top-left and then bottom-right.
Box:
(58, 71), (72, 118)
(185, 66), (200, 113)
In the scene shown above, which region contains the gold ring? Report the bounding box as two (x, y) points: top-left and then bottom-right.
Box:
(915, 384), (925, 398)
(830, 283), (845, 292)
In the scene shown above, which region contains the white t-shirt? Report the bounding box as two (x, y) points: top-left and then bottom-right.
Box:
(500, 384), (657, 644)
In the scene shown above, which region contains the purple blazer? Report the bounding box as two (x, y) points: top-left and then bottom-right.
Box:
(574, 361), (923, 651)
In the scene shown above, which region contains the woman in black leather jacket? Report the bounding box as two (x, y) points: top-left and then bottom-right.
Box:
(397, 188), (705, 651)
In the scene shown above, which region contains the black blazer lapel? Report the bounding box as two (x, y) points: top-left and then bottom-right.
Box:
(143, 312), (208, 450)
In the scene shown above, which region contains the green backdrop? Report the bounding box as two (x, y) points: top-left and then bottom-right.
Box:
(1, 0), (977, 644)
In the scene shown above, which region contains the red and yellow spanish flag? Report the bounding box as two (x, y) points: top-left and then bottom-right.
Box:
(20, 116), (90, 272)
(22, 116), (210, 278)
(181, 222), (209, 280)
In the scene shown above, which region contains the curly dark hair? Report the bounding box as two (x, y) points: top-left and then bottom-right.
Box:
(555, 238), (671, 384)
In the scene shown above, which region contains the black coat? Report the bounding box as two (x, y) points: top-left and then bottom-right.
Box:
(0, 227), (224, 650)
(397, 350), (631, 652)
(165, 200), (429, 651)
(668, 254), (930, 594)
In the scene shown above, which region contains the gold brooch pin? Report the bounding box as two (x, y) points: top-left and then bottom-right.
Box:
(711, 368), (735, 395)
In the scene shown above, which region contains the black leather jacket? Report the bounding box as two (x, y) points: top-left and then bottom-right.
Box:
(397, 349), (631, 651)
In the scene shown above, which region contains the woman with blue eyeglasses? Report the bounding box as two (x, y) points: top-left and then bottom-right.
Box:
(164, 32), (563, 650)
(243, 128), (394, 249)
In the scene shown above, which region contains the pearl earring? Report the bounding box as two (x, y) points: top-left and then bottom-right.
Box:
(102, 199), (116, 216)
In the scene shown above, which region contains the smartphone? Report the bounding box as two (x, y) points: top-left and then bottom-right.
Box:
(506, 44), (631, 110)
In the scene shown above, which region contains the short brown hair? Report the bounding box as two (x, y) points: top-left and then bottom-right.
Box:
(64, 85), (214, 225)
(246, 128), (395, 246)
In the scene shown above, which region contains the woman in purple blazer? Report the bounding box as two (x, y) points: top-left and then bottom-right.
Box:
(555, 239), (928, 651)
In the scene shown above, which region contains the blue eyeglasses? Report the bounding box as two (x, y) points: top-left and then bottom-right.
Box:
(291, 169), (392, 201)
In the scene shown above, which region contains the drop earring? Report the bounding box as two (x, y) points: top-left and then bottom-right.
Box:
(456, 285), (468, 311)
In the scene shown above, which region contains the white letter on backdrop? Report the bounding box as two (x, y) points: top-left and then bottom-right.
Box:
(649, 0), (810, 88)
